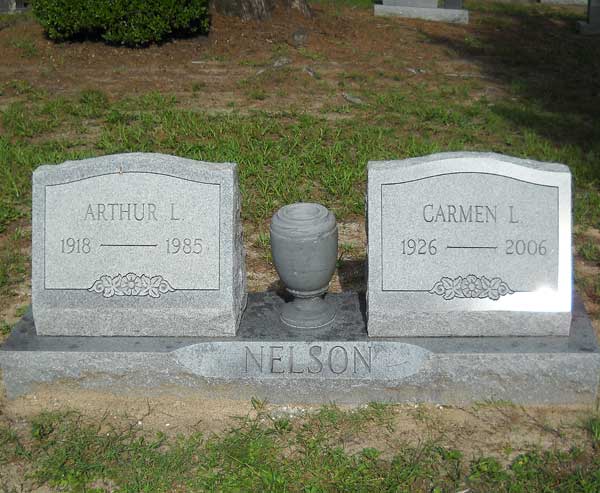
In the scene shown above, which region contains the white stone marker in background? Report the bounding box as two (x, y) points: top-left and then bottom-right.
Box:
(374, 2), (469, 24)
(382, 0), (438, 8)
(367, 152), (572, 337)
(32, 153), (246, 336)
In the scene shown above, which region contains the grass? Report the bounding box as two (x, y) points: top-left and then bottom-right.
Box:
(0, 405), (599, 492)
(10, 37), (38, 58)
(466, 0), (585, 20)
(579, 239), (600, 264)
(0, 231), (27, 295)
(1, 85), (598, 232)
(0, 66), (598, 297)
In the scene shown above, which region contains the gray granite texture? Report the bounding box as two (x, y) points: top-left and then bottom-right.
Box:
(1, 292), (598, 406)
(367, 152), (572, 337)
(382, 0), (438, 8)
(578, 0), (600, 33)
(541, 0), (586, 4)
(32, 153), (246, 337)
(374, 5), (469, 23)
(443, 0), (463, 8)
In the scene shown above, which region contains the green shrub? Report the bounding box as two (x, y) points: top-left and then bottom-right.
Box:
(32, 0), (210, 46)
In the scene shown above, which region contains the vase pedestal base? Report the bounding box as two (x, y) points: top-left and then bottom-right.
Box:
(280, 296), (336, 329)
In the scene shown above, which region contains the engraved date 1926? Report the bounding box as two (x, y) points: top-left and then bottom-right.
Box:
(400, 238), (438, 255)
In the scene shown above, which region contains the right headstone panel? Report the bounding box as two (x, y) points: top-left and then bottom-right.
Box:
(367, 152), (572, 337)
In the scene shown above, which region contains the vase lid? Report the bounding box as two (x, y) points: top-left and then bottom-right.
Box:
(270, 203), (336, 238)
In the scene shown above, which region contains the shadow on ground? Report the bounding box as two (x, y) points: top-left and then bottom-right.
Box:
(426, 1), (600, 182)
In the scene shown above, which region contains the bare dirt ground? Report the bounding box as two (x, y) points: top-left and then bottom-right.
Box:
(0, 5), (512, 113)
(0, 383), (592, 463)
(1, 384), (594, 491)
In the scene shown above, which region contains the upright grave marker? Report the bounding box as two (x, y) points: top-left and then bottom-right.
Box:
(32, 153), (246, 336)
(578, 0), (600, 34)
(367, 152), (572, 337)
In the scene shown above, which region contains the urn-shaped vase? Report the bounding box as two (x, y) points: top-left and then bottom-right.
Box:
(270, 203), (338, 329)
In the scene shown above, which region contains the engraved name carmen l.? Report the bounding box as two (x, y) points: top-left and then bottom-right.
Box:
(422, 204), (522, 224)
(244, 345), (373, 375)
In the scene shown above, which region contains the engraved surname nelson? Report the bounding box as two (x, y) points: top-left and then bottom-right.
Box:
(244, 344), (373, 375)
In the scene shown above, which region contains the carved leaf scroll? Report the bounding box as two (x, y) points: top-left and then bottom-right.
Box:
(88, 273), (175, 298)
(429, 275), (514, 301)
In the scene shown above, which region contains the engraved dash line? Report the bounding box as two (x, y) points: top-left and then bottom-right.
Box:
(100, 244), (158, 248)
(446, 246), (497, 250)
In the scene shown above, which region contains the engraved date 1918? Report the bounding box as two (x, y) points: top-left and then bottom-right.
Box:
(61, 237), (91, 254)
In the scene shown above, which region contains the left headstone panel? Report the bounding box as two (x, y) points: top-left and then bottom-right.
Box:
(32, 153), (247, 337)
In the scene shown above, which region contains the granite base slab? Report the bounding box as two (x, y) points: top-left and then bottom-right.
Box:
(374, 5), (469, 23)
(382, 0), (438, 9)
(1, 292), (598, 406)
(577, 21), (600, 34)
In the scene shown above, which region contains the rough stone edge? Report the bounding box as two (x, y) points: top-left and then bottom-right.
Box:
(33, 152), (235, 178)
(231, 162), (248, 328)
(368, 151), (570, 174)
(374, 4), (469, 24)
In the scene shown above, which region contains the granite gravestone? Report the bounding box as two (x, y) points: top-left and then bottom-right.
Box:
(32, 153), (246, 337)
(367, 152), (572, 337)
(375, 0), (468, 24)
(578, 0), (600, 34)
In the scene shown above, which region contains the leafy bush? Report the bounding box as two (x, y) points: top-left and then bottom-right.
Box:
(32, 0), (210, 46)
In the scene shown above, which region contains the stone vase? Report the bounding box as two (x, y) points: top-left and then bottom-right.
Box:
(270, 203), (338, 329)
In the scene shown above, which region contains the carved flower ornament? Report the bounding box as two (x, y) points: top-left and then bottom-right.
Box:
(429, 275), (513, 301)
(88, 273), (175, 298)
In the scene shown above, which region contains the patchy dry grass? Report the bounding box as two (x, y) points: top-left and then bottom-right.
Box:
(0, 402), (599, 492)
